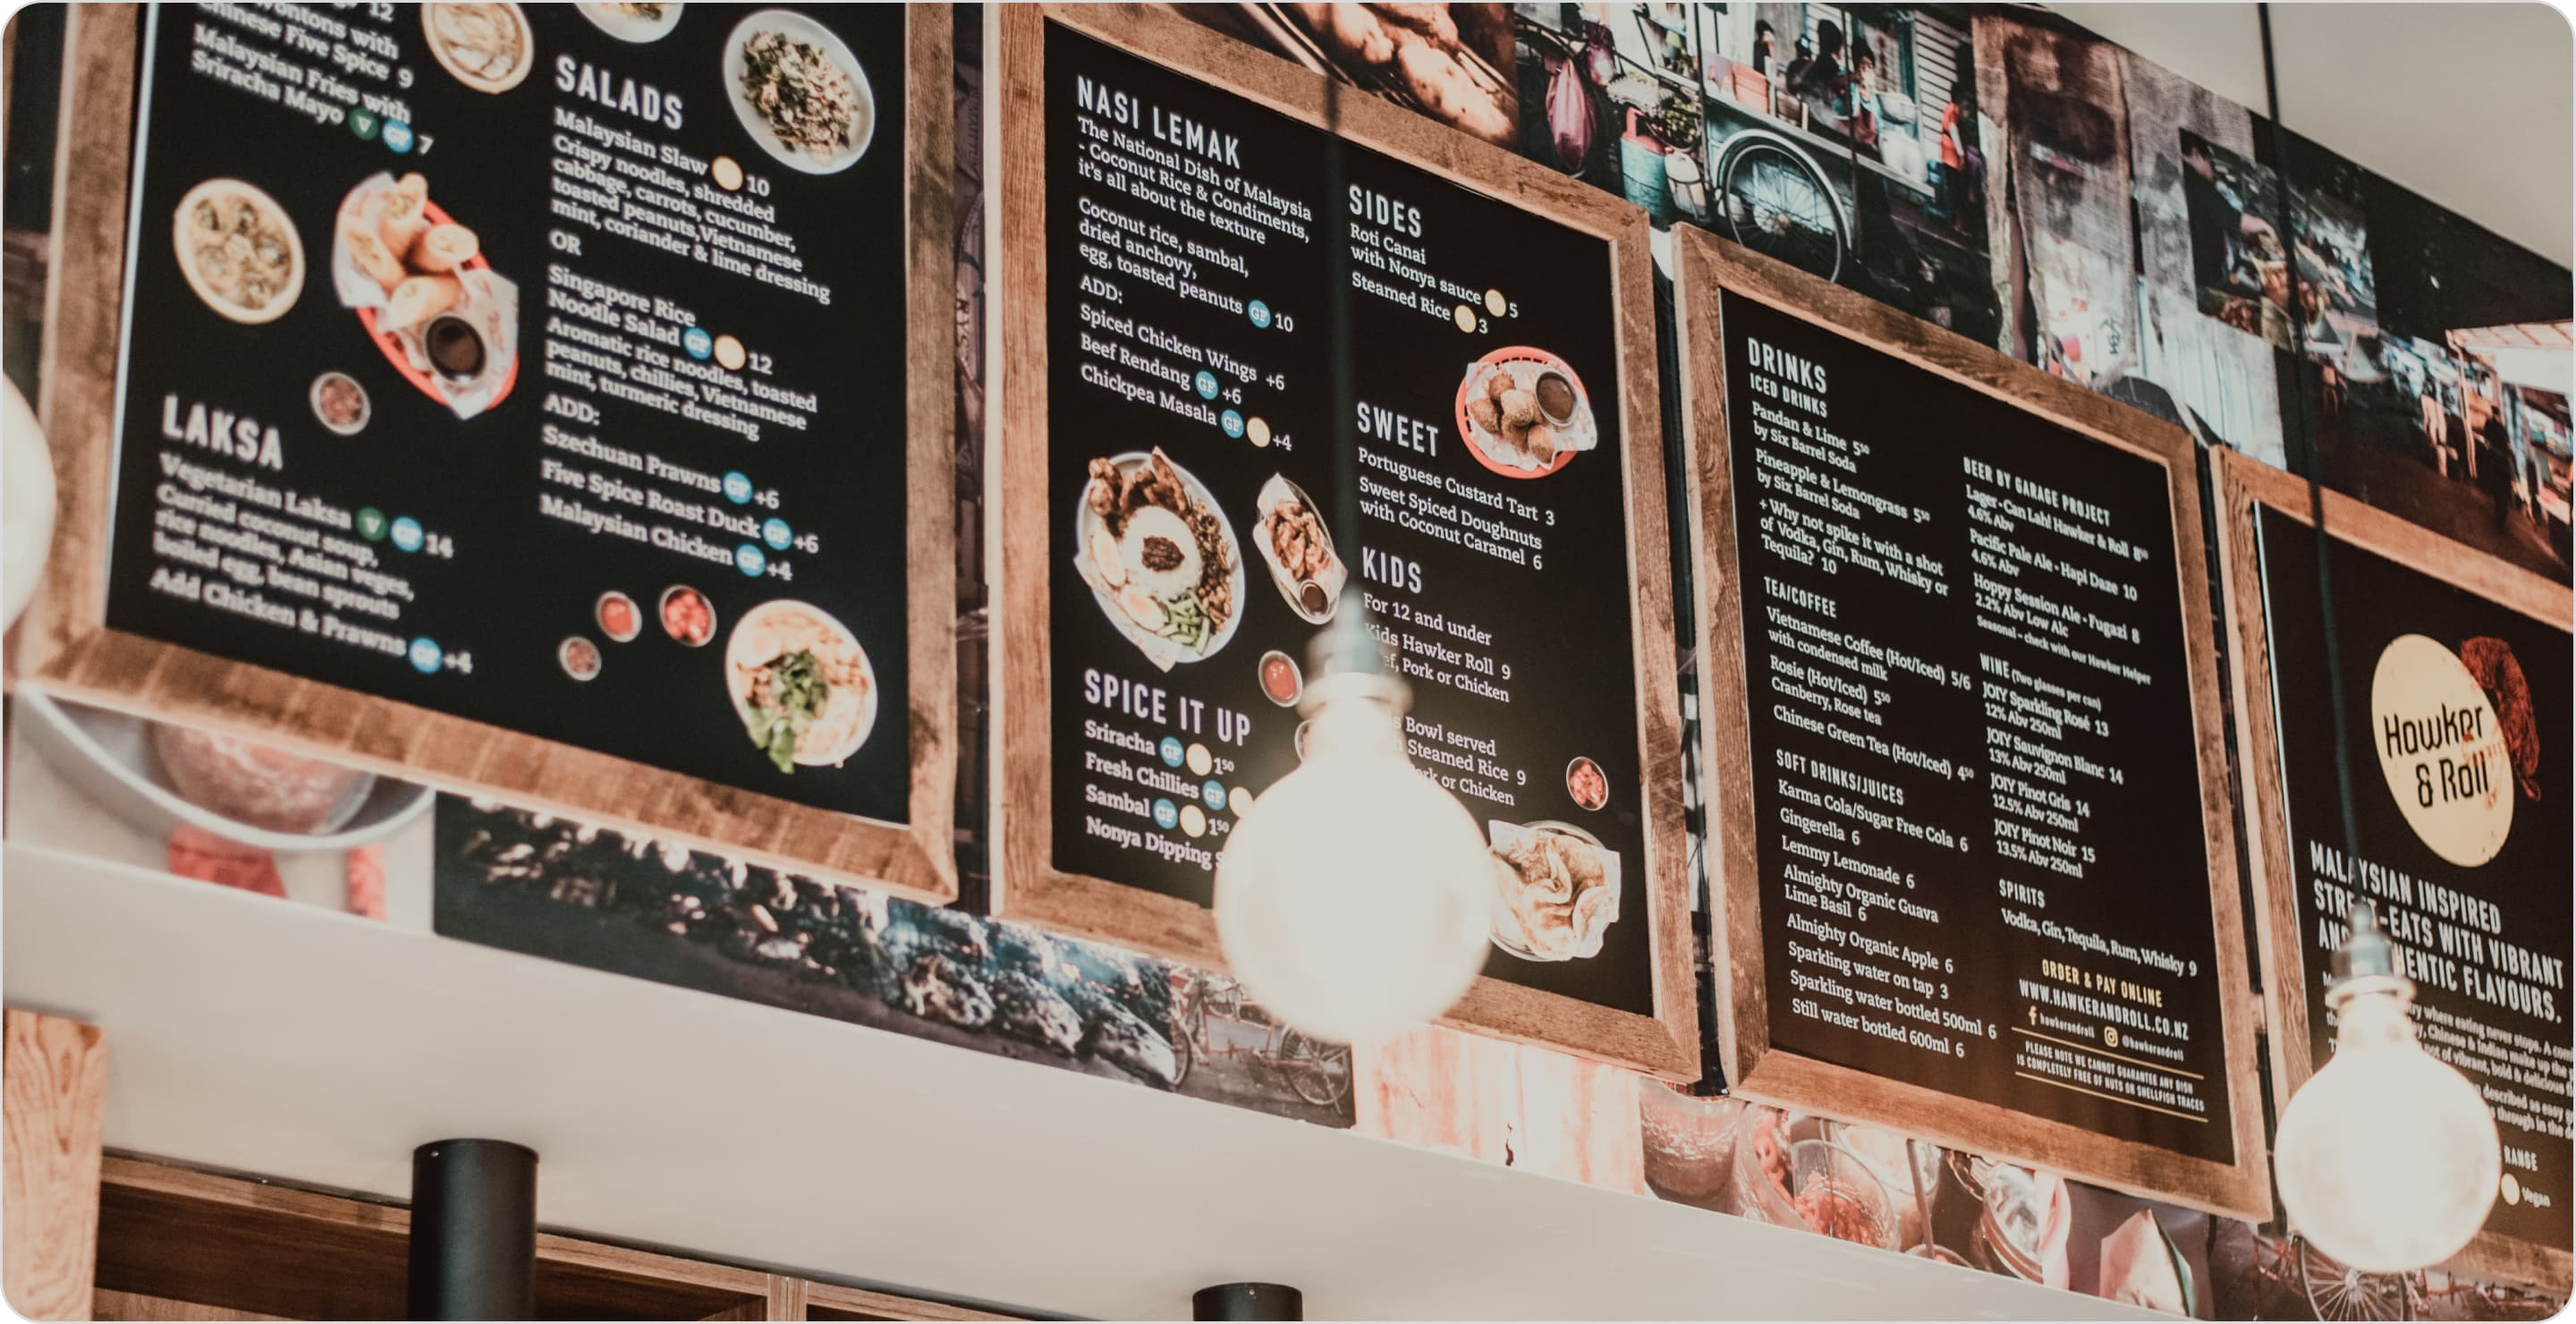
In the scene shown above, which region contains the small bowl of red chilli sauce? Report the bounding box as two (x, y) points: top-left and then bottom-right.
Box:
(660, 585), (716, 647)
(597, 591), (641, 642)
(1258, 649), (1302, 708)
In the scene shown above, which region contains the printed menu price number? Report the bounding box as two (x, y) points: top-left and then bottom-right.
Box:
(2219, 454), (2575, 1293)
(1678, 230), (2270, 1221)
(28, 4), (959, 900)
(996, 6), (1698, 1079)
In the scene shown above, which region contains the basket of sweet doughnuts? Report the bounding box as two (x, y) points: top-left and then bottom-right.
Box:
(1453, 345), (1599, 479)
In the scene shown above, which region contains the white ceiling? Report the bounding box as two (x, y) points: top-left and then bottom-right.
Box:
(2054, 3), (2573, 267)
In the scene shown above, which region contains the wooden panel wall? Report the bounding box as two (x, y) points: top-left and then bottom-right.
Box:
(4, 1011), (109, 1322)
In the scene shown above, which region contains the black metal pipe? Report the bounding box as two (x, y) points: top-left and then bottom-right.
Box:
(407, 1139), (538, 1320)
(1193, 1282), (1303, 1321)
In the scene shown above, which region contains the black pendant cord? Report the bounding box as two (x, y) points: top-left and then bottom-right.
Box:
(1322, 81), (1362, 630)
(2259, 3), (2368, 910)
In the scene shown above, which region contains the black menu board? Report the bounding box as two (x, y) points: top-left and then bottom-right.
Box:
(52, 4), (953, 894)
(2226, 455), (2573, 1288)
(1680, 231), (2267, 1217)
(996, 7), (1694, 1076)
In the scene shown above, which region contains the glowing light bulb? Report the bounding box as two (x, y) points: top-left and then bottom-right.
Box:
(2275, 905), (2499, 1273)
(1214, 630), (1491, 1044)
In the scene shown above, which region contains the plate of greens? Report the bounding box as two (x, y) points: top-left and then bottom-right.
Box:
(724, 598), (877, 773)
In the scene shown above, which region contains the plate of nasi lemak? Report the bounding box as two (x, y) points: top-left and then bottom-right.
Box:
(1072, 448), (1245, 672)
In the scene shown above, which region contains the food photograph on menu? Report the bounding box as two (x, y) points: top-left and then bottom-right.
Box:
(97, 3), (925, 827)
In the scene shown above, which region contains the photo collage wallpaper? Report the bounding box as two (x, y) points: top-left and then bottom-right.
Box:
(1464, 2), (2569, 588)
(413, 8), (2575, 1319)
(39, 3), (2534, 1317)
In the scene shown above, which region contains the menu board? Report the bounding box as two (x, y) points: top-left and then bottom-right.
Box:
(36, 4), (953, 895)
(996, 7), (1693, 1075)
(1678, 231), (2268, 1217)
(2222, 454), (2573, 1290)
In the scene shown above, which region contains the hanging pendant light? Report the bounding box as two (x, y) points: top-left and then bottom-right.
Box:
(2274, 902), (2499, 1273)
(1213, 610), (1492, 1044)
(1219, 78), (1492, 1047)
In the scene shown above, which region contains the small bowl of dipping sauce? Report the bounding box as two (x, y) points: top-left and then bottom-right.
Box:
(1258, 649), (1302, 708)
(559, 635), (602, 682)
(597, 591), (641, 642)
(309, 371), (370, 436)
(659, 585), (716, 647)
(424, 314), (487, 384)
(1534, 369), (1580, 426)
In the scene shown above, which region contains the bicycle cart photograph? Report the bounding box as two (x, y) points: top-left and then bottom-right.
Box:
(1694, 3), (1997, 337)
(1170, 968), (1358, 1124)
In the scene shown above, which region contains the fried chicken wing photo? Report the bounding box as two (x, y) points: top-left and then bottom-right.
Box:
(1254, 4), (1516, 148)
(1370, 2), (1459, 47)
(1394, 35), (1510, 142)
(1305, 2), (1396, 64)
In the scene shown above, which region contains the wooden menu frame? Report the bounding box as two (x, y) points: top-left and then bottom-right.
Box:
(14, 5), (960, 903)
(991, 4), (1698, 1079)
(1673, 226), (2272, 1219)
(2212, 448), (2573, 1292)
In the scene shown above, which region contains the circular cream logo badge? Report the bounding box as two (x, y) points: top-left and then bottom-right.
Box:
(2371, 633), (2513, 866)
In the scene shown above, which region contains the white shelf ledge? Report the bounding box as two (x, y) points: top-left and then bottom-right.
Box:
(2, 842), (2153, 1320)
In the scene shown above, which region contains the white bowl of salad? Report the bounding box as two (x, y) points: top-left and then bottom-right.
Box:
(723, 10), (876, 174)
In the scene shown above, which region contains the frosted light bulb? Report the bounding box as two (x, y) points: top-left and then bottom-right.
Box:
(1215, 689), (1491, 1044)
(2276, 917), (2499, 1273)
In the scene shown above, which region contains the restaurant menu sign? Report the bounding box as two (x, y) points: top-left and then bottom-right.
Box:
(997, 9), (1693, 1075)
(52, 4), (952, 892)
(2224, 455), (2573, 1287)
(1680, 233), (2267, 1216)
